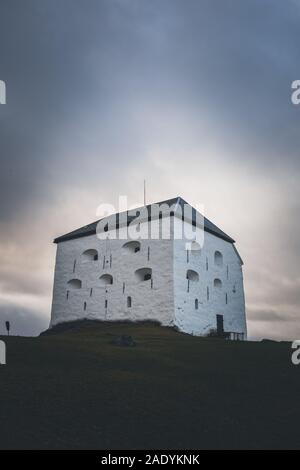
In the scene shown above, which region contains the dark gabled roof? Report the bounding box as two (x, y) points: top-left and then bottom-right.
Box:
(54, 197), (235, 244)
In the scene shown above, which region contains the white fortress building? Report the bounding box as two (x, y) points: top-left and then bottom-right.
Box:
(50, 197), (247, 339)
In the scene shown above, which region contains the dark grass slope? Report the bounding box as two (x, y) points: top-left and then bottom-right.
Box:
(0, 321), (299, 449)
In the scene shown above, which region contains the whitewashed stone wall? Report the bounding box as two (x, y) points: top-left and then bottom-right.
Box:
(173, 218), (247, 338)
(51, 219), (174, 328)
(51, 215), (247, 339)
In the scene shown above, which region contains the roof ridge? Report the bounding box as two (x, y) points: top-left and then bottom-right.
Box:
(53, 197), (235, 244)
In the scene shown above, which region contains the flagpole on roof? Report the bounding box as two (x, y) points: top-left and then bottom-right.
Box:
(144, 179), (146, 206)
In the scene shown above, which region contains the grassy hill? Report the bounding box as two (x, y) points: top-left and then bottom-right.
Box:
(0, 320), (299, 449)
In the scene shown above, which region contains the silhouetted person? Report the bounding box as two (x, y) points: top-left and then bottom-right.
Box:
(5, 321), (10, 336)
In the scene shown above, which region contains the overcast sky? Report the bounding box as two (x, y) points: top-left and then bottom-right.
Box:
(0, 0), (299, 339)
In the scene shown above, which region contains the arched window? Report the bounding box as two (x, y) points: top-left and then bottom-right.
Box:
(99, 274), (113, 286)
(191, 241), (201, 253)
(82, 249), (98, 262)
(186, 269), (199, 282)
(67, 279), (82, 289)
(195, 299), (199, 310)
(127, 296), (132, 308)
(214, 278), (222, 289)
(214, 251), (223, 267)
(84, 302), (87, 311)
(122, 241), (141, 253)
(135, 267), (152, 282)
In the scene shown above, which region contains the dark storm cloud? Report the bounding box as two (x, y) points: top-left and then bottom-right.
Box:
(247, 306), (300, 341)
(248, 309), (289, 324)
(1, 0), (300, 219)
(0, 303), (48, 337)
(0, 263), (50, 296)
(0, 0), (300, 337)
